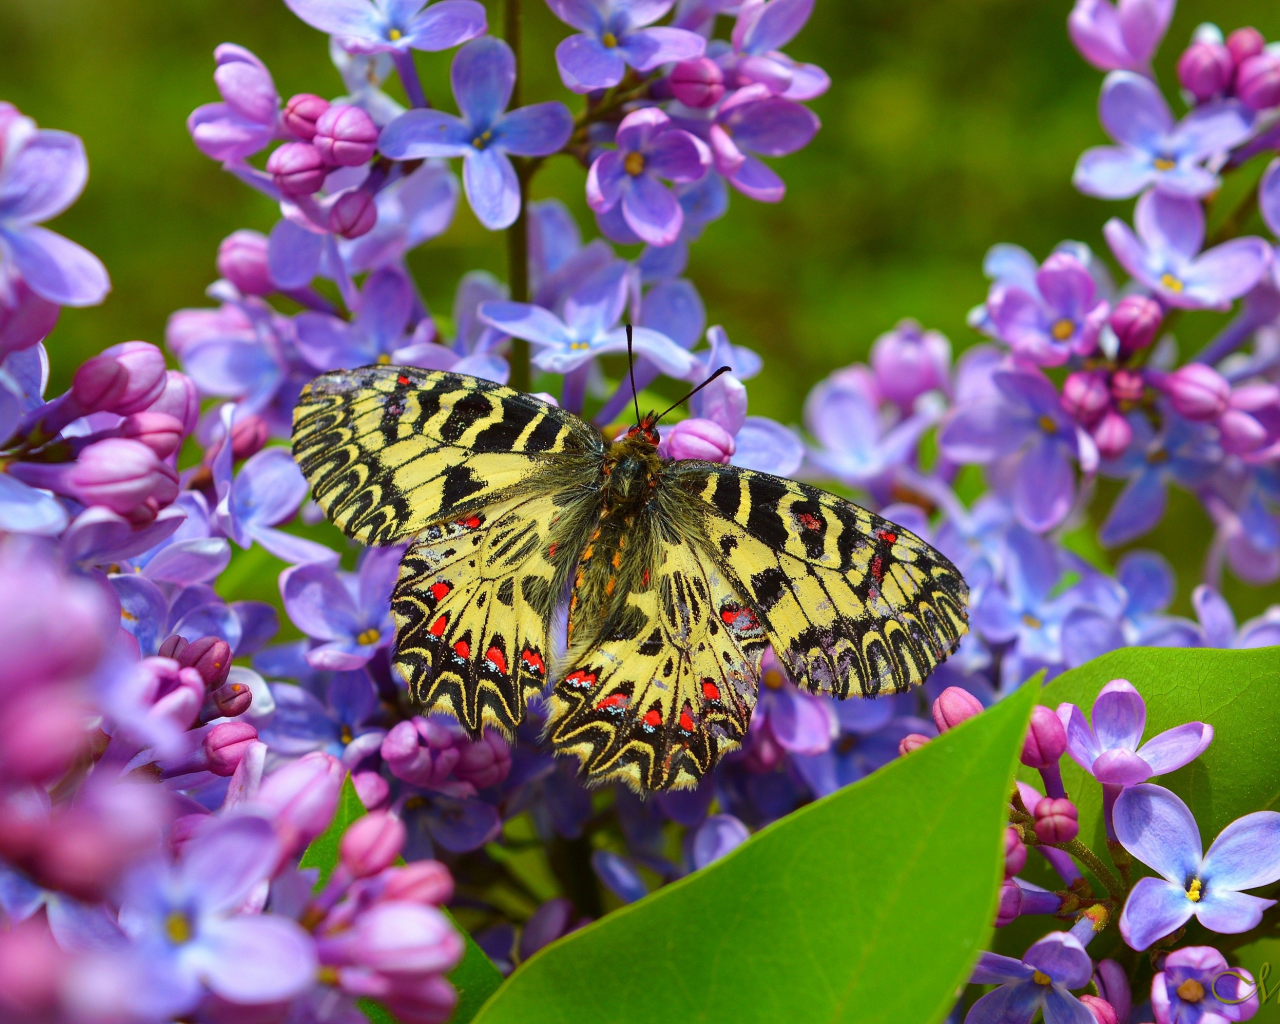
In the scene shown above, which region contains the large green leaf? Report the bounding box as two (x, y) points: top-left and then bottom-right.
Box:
(297, 775), (505, 1023)
(469, 679), (1038, 1024)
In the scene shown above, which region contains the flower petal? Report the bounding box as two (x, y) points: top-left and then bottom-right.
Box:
(1091, 748), (1153, 785)
(451, 36), (514, 128)
(1183, 238), (1273, 308)
(1200, 810), (1280, 891)
(1135, 188), (1204, 262)
(739, 0), (813, 54)
(964, 981), (1044, 1024)
(1192, 584), (1237, 647)
(616, 25), (705, 72)
(1098, 70), (1173, 150)
(463, 147), (520, 230)
(1092, 679), (1146, 752)
(1171, 101), (1254, 160)
(1194, 889), (1276, 936)
(281, 562), (362, 642)
(1073, 145), (1154, 200)
(406, 0), (488, 52)
(1260, 158), (1280, 238)
(1060, 608), (1125, 669)
(586, 151), (627, 213)
(193, 913), (317, 1002)
(1012, 435), (1074, 532)
(1043, 987), (1098, 1024)
(1, 226), (110, 307)
(728, 155), (785, 202)
(555, 33), (626, 93)
(622, 174), (683, 246)
(1136, 722), (1213, 776)
(282, 0), (382, 37)
(494, 102), (574, 157)
(1114, 783), (1202, 882)
(181, 816), (279, 915)
(1099, 467), (1166, 547)
(231, 448), (308, 529)
(0, 130), (88, 224)
(479, 301), (572, 348)
(378, 109), (472, 159)
(1023, 932), (1093, 990)
(545, 0), (601, 32)
(1119, 875), (1196, 951)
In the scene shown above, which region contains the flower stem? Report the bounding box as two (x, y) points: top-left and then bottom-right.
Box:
(1208, 184), (1259, 248)
(1056, 838), (1127, 903)
(504, 0), (531, 393)
(391, 50), (428, 109)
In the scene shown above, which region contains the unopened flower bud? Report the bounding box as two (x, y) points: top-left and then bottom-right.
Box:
(662, 418), (736, 463)
(1227, 27), (1266, 66)
(100, 341), (168, 414)
(520, 898), (575, 959)
(1109, 367), (1145, 403)
(205, 720), (258, 776)
(211, 678), (253, 718)
(10, 438), (179, 522)
(158, 635), (189, 659)
(897, 733), (930, 756)
(1034, 796), (1079, 844)
(1061, 371), (1110, 426)
(1109, 295), (1162, 354)
(1218, 407), (1268, 452)
(1094, 959), (1131, 1024)
(931, 686), (982, 732)
(229, 413), (270, 461)
(453, 731), (512, 790)
(1079, 995), (1118, 1024)
(177, 635), (232, 690)
(381, 859), (454, 905)
(1178, 41), (1234, 101)
(1021, 705), (1067, 768)
(71, 354), (129, 413)
(329, 190), (377, 239)
(213, 44), (278, 125)
(1004, 825), (1027, 877)
(267, 141), (329, 196)
(1166, 363), (1231, 420)
(870, 319), (951, 409)
(669, 58), (725, 108)
(118, 412), (185, 459)
(995, 879), (1023, 927)
(146, 371), (200, 437)
(313, 104), (378, 167)
(341, 811), (406, 877)
(283, 93), (331, 141)
(1091, 411), (1133, 461)
(258, 751), (344, 855)
(217, 230), (274, 296)
(1235, 51), (1280, 110)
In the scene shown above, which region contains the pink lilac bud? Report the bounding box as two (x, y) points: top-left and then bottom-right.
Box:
(10, 438), (179, 522)
(870, 318), (951, 409)
(258, 750), (344, 855)
(330, 190), (377, 239)
(177, 635), (232, 690)
(342, 812), (407, 877)
(898, 733), (930, 756)
(145, 371), (200, 437)
(313, 104), (378, 167)
(1178, 41), (1234, 101)
(1235, 51), (1280, 110)
(1227, 26), (1266, 66)
(354, 770), (390, 810)
(1094, 959), (1132, 1024)
(321, 901), (463, 974)
(1004, 826), (1027, 877)
(1034, 797), (1080, 844)
(452, 731), (512, 790)
(1166, 363), (1231, 420)
(1109, 368), (1145, 403)
(267, 141), (329, 196)
(0, 918), (64, 1020)
(669, 58), (725, 108)
(663, 418), (736, 463)
(205, 721), (258, 776)
(1079, 996), (1118, 1024)
(1021, 705), (1067, 768)
(283, 93), (330, 140)
(1109, 295), (1162, 354)
(71, 354), (129, 413)
(1091, 411), (1133, 461)
(1061, 371), (1110, 426)
(158, 634), (188, 659)
(224, 413), (270, 462)
(0, 687), (93, 784)
(100, 341), (168, 414)
(117, 412), (185, 459)
(211, 678), (253, 718)
(995, 879), (1024, 927)
(381, 860), (454, 906)
(217, 230), (274, 296)
(382, 718), (460, 790)
(1218, 408), (1268, 453)
(145, 661), (206, 731)
(931, 686), (983, 732)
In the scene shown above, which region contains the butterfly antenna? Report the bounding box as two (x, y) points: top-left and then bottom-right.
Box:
(654, 366), (732, 424)
(626, 324), (642, 427)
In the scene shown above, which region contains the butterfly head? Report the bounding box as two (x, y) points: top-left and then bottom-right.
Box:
(625, 415), (661, 448)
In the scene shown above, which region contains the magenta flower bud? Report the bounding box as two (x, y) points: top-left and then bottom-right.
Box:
(0, 688), (93, 784)
(1235, 51), (1280, 110)
(204, 720), (258, 777)
(149, 664), (206, 731)
(1060, 371), (1110, 426)
(381, 860), (454, 906)
(897, 733), (930, 756)
(1004, 825), (1027, 877)
(313, 104), (378, 167)
(231, 413), (270, 461)
(1021, 705), (1068, 768)
(267, 141), (329, 196)
(319, 901), (463, 976)
(1091, 410), (1133, 461)
(283, 93), (330, 141)
(0, 919), (64, 1019)
(669, 58), (725, 108)
(10, 438), (179, 521)
(71, 354), (129, 413)
(1094, 959), (1131, 1024)
(211, 678), (253, 718)
(158, 634), (188, 660)
(146, 371), (200, 437)
(329, 190), (377, 239)
(258, 750), (344, 855)
(353, 770), (390, 810)
(931, 685), (983, 733)
(341, 811), (406, 878)
(1218, 408), (1268, 453)
(1034, 796), (1079, 844)
(452, 731), (512, 790)
(177, 635), (232, 690)
(118, 412), (185, 459)
(663, 418), (736, 464)
(1227, 27), (1266, 66)
(217, 229), (274, 296)
(870, 318), (951, 410)
(1177, 41), (1234, 101)
(1229, 381), (1280, 412)
(1079, 996), (1118, 1024)
(1166, 363), (1231, 420)
(995, 879), (1023, 927)
(1109, 294), (1162, 354)
(100, 341), (168, 414)
(1109, 368), (1145, 404)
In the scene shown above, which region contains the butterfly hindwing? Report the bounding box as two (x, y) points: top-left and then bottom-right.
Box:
(670, 462), (969, 699)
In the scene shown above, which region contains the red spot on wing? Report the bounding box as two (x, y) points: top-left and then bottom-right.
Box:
(429, 582), (452, 602)
(485, 647), (508, 675)
(701, 679), (720, 701)
(547, 542), (558, 558)
(597, 692), (629, 712)
(429, 615), (448, 637)
(877, 529), (898, 544)
(641, 568), (650, 587)
(678, 707), (695, 732)
(565, 669), (597, 689)
(453, 640), (471, 659)
(642, 708), (662, 728)
(872, 555), (884, 583)
(521, 649), (545, 675)
(460, 515), (482, 530)
(797, 512), (822, 531)
(396, 375), (411, 385)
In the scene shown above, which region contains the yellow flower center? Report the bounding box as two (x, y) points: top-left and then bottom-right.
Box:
(388, 27), (403, 41)
(1147, 448), (1169, 465)
(472, 129), (493, 150)
(357, 627), (381, 646)
(122, 609), (138, 622)
(624, 151), (646, 176)
(602, 31), (618, 47)
(1186, 877), (1203, 902)
(1154, 156), (1176, 171)
(377, 353), (391, 364)
(1022, 613), (1042, 629)
(1051, 318), (1075, 341)
(763, 668), (785, 690)
(165, 911), (193, 945)
(1032, 971), (1052, 986)
(1177, 979), (1206, 1003)
(1161, 273), (1184, 293)
(569, 341), (590, 350)
(1037, 414), (1057, 434)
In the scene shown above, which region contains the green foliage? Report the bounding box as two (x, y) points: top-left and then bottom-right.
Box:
(298, 773), (367, 886)
(467, 681), (1036, 1024)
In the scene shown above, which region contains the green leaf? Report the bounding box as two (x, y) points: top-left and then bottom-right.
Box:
(1232, 935), (1280, 1022)
(295, 774), (504, 1023)
(470, 679), (1038, 1024)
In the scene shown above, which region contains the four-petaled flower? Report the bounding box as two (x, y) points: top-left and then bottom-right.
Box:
(547, 0), (706, 93)
(284, 0), (487, 55)
(965, 931), (1097, 1024)
(987, 252), (1110, 367)
(1150, 946), (1259, 1024)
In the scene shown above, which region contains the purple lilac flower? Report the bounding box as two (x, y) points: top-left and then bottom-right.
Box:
(256, 670), (387, 772)
(869, 319), (950, 411)
(378, 38), (574, 230)
(0, 262), (59, 356)
(690, 813), (749, 869)
(1068, 0), (1174, 73)
(280, 547), (401, 670)
(1115, 784), (1280, 950)
(939, 368), (1098, 532)
(987, 252), (1110, 366)
(399, 271), (511, 383)
(1104, 189), (1272, 310)
(588, 108), (710, 246)
(339, 161), (459, 272)
(1074, 72), (1254, 200)
(284, 0), (486, 56)
(0, 106), (110, 307)
(794, 696), (931, 797)
(528, 199), (614, 311)
(187, 46), (283, 164)
(965, 930), (1096, 1024)
(970, 241), (1114, 339)
(721, 0), (829, 101)
(400, 789), (503, 858)
(1184, 584), (1280, 648)
(1150, 946), (1259, 1024)
(294, 266), (420, 370)
(547, 0), (706, 93)
(591, 849), (649, 902)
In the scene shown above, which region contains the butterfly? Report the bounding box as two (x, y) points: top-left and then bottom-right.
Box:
(292, 359), (969, 792)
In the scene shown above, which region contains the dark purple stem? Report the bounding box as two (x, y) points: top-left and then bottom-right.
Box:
(391, 50), (428, 109)
(1102, 782), (1122, 841)
(1039, 761), (1066, 800)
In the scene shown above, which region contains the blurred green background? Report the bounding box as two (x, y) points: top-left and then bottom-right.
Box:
(3, 0), (1280, 618)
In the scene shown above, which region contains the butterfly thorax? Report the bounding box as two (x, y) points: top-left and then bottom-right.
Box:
(601, 431), (664, 510)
